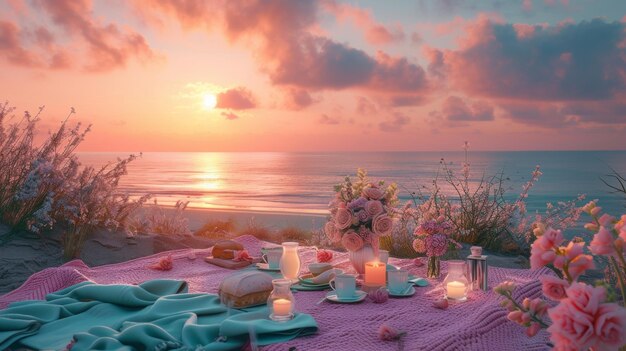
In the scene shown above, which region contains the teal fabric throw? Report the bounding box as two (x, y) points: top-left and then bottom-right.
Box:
(0, 280), (318, 351)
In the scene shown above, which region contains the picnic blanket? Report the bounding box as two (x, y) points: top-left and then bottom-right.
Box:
(0, 279), (317, 350)
(0, 235), (552, 350)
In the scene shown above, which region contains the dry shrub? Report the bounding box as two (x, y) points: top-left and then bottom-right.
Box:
(126, 200), (191, 236)
(278, 226), (313, 244)
(194, 218), (236, 239)
(0, 102), (149, 258)
(238, 217), (275, 241)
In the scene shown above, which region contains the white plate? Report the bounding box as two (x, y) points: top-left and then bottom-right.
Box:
(388, 285), (416, 297)
(325, 290), (367, 303)
(256, 263), (281, 271)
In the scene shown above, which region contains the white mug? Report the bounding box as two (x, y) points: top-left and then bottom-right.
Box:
(329, 274), (356, 299)
(263, 250), (282, 269)
(388, 269), (409, 294)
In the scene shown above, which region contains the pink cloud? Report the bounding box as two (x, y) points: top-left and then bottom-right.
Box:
(221, 111), (240, 120)
(282, 88), (315, 110)
(0, 0), (156, 72)
(323, 1), (405, 45)
(356, 97), (377, 115)
(217, 87), (256, 110)
(379, 112), (410, 132)
(441, 96), (494, 121)
(318, 114), (341, 125)
(136, 0), (429, 94)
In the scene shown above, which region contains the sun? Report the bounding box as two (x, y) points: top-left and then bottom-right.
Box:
(202, 93), (217, 110)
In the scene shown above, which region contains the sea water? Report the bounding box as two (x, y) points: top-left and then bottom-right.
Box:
(78, 151), (626, 220)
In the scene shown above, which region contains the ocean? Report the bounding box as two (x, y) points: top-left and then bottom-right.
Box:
(77, 151), (626, 223)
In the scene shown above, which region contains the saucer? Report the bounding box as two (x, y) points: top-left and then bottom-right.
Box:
(388, 285), (416, 297)
(409, 277), (429, 287)
(325, 290), (367, 303)
(256, 263), (281, 271)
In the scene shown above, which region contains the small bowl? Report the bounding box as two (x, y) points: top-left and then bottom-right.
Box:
(308, 263), (333, 276)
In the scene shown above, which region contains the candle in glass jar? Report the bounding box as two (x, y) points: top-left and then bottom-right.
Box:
(273, 298), (292, 316)
(446, 281), (466, 299)
(365, 261), (386, 286)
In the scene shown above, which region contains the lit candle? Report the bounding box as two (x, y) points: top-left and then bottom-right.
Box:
(447, 281), (466, 300)
(365, 261), (386, 286)
(273, 298), (292, 317)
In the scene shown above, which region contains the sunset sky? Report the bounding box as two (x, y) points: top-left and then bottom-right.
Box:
(1, 0), (625, 151)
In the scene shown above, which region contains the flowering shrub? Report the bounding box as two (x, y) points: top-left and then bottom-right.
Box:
(400, 143), (585, 255)
(0, 102), (149, 258)
(412, 217), (460, 257)
(325, 169), (398, 254)
(495, 202), (626, 350)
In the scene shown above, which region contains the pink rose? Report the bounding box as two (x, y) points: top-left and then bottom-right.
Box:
(563, 241), (584, 260)
(566, 282), (605, 315)
(541, 276), (569, 301)
(368, 287), (389, 303)
(233, 250), (252, 262)
(548, 299), (596, 350)
(341, 230), (364, 252)
(567, 254), (594, 281)
(334, 208), (353, 230)
(530, 240), (557, 269)
(148, 254), (173, 271)
(317, 250), (333, 263)
(378, 324), (403, 341)
(372, 214), (393, 236)
(412, 238), (426, 253)
(543, 228), (565, 249)
(594, 302), (626, 349)
(598, 214), (615, 227)
(615, 215), (626, 231)
(363, 186), (384, 200)
(589, 227), (616, 257)
(365, 200), (384, 217)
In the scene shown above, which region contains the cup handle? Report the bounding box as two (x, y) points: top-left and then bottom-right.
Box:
(329, 278), (337, 292)
(262, 254), (268, 264)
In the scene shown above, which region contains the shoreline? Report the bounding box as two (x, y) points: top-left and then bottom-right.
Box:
(161, 206), (328, 232)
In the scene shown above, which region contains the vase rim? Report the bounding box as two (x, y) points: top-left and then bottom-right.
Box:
(281, 242), (299, 247)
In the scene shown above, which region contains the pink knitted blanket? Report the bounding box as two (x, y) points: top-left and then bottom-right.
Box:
(0, 235), (550, 350)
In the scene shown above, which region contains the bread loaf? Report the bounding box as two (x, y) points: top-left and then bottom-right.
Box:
(219, 271), (273, 308)
(212, 240), (244, 259)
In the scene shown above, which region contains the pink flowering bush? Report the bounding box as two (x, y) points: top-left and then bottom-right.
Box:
(495, 202), (626, 350)
(0, 102), (150, 258)
(325, 169), (398, 254)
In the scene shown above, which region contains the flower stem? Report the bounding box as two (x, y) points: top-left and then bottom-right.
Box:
(505, 292), (550, 328)
(609, 256), (626, 306)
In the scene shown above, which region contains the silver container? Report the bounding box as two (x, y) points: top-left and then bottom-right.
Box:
(466, 255), (488, 291)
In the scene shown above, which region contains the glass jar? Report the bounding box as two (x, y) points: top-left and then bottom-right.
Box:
(443, 260), (469, 302)
(267, 279), (295, 321)
(280, 242), (301, 280)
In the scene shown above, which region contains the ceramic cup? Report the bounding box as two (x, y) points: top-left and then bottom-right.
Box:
(329, 274), (357, 299)
(263, 250), (282, 269)
(378, 250), (389, 264)
(388, 269), (409, 294)
(308, 263), (332, 276)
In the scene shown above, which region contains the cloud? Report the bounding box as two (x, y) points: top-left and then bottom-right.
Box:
(323, 1), (405, 45)
(388, 95), (426, 107)
(136, 0), (429, 94)
(216, 87), (256, 110)
(438, 17), (626, 101)
(379, 112), (410, 132)
(282, 88), (316, 110)
(221, 111), (240, 120)
(0, 0), (157, 72)
(318, 114), (341, 125)
(501, 100), (626, 127)
(356, 96), (377, 115)
(441, 96), (494, 121)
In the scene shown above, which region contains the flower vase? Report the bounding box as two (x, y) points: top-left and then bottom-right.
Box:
(427, 256), (440, 278)
(349, 245), (376, 274)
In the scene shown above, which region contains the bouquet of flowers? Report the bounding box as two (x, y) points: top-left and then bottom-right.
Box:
(325, 169), (398, 255)
(495, 201), (626, 351)
(412, 216), (460, 277)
